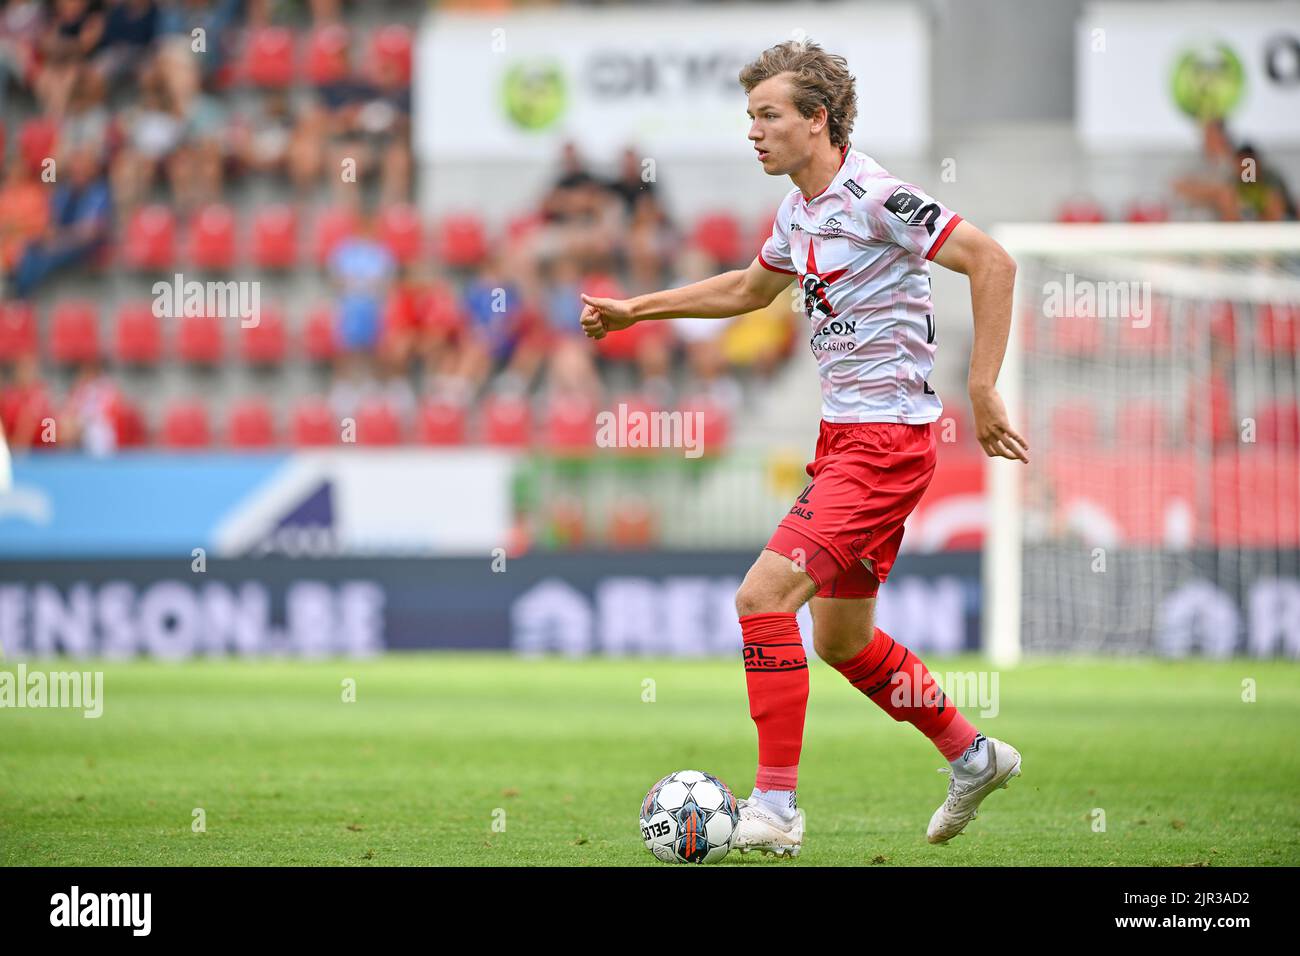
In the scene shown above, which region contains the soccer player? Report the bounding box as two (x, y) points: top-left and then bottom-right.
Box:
(580, 40), (1029, 856)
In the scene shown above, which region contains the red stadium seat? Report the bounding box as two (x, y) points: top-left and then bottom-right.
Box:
(690, 212), (743, 266)
(1116, 401), (1169, 448)
(481, 394), (531, 447)
(291, 397), (338, 446)
(0, 302), (38, 360)
(242, 26), (296, 88)
(305, 23), (351, 85)
(1050, 403), (1100, 447)
(227, 398), (277, 448)
(355, 398), (403, 445)
(681, 394), (732, 455)
(543, 393), (598, 454)
(49, 300), (101, 365)
(436, 214), (487, 269)
(1117, 295), (1172, 352)
(314, 205), (360, 267)
(123, 204), (177, 271)
(251, 204), (299, 270)
(1124, 201), (1169, 223)
(1057, 199), (1106, 223)
(302, 305), (337, 361)
(239, 305), (287, 366)
(1207, 300), (1236, 349)
(1255, 401), (1300, 447)
(378, 204), (423, 265)
(177, 314), (223, 365)
(1257, 302), (1298, 353)
(112, 397), (148, 448)
(750, 209), (781, 261)
(417, 398), (468, 445)
(161, 400), (213, 449)
(188, 203), (237, 271)
(113, 302), (163, 366)
(505, 211), (544, 244)
(17, 118), (57, 175)
(1185, 375), (1235, 445)
(369, 24), (412, 84)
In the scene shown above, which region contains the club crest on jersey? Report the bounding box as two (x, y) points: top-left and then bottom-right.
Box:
(799, 241), (847, 320)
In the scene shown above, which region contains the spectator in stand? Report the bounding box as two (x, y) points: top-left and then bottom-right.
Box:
(90, 0), (157, 93)
(535, 255), (602, 401)
(60, 358), (121, 456)
(109, 65), (184, 212)
(0, 0), (45, 116)
(671, 248), (742, 412)
(606, 145), (656, 216)
(329, 210), (397, 355)
(537, 141), (623, 272)
(153, 0), (241, 97)
(1174, 120), (1297, 222)
(625, 185), (676, 292)
(1234, 142), (1297, 221)
(59, 64), (111, 154)
(12, 144), (110, 297)
(233, 88), (296, 179)
(0, 153), (49, 279)
(460, 250), (545, 396)
(34, 0), (104, 119)
(0, 352), (55, 452)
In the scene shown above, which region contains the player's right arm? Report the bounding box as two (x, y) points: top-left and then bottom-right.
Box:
(579, 256), (792, 340)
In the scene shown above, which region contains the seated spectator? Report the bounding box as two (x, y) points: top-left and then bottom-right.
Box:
(606, 145), (657, 216)
(1234, 143), (1297, 221)
(153, 0), (241, 99)
(0, 352), (55, 451)
(12, 145), (110, 297)
(91, 0), (158, 93)
(671, 249), (741, 411)
(59, 64), (111, 155)
(329, 212), (397, 355)
(60, 359), (122, 456)
(460, 251), (545, 395)
(0, 0), (45, 116)
(0, 154), (49, 278)
(232, 88), (296, 178)
(34, 0), (104, 119)
(109, 67), (184, 213)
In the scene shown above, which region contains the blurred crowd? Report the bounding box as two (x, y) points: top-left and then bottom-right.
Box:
(0, 1), (793, 454)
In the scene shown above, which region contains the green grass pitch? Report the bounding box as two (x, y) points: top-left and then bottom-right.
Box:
(2, 654), (1297, 866)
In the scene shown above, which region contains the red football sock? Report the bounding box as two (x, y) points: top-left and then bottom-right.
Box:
(830, 627), (978, 761)
(740, 612), (809, 792)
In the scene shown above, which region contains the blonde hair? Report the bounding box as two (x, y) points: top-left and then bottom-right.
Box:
(738, 40), (858, 149)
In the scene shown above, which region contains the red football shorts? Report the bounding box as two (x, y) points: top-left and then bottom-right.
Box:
(766, 420), (938, 599)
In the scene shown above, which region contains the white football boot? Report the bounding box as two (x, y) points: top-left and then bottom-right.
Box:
(733, 796), (804, 858)
(926, 737), (1022, 844)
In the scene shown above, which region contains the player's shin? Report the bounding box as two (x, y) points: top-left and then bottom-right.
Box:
(830, 626), (979, 762)
(740, 612), (809, 808)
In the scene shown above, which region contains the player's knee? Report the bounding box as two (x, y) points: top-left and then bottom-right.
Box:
(734, 581), (775, 617)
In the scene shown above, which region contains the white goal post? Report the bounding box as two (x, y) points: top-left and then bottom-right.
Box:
(986, 223), (1300, 665)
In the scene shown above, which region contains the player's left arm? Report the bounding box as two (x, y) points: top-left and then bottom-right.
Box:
(930, 220), (1029, 463)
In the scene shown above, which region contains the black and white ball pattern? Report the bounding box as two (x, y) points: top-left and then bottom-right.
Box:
(639, 770), (739, 864)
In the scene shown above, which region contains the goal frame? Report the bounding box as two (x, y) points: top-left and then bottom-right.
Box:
(984, 223), (1300, 666)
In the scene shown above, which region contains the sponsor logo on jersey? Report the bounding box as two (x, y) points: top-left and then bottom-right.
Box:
(819, 217), (843, 238)
(885, 186), (923, 222)
(844, 178), (866, 199)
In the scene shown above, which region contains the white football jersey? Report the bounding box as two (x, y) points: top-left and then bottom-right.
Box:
(760, 146), (962, 424)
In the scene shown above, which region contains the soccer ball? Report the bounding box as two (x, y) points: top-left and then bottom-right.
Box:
(639, 769), (739, 863)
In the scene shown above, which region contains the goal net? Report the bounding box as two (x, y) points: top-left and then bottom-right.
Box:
(987, 224), (1300, 663)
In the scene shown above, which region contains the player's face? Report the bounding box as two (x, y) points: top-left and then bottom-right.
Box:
(746, 75), (811, 176)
